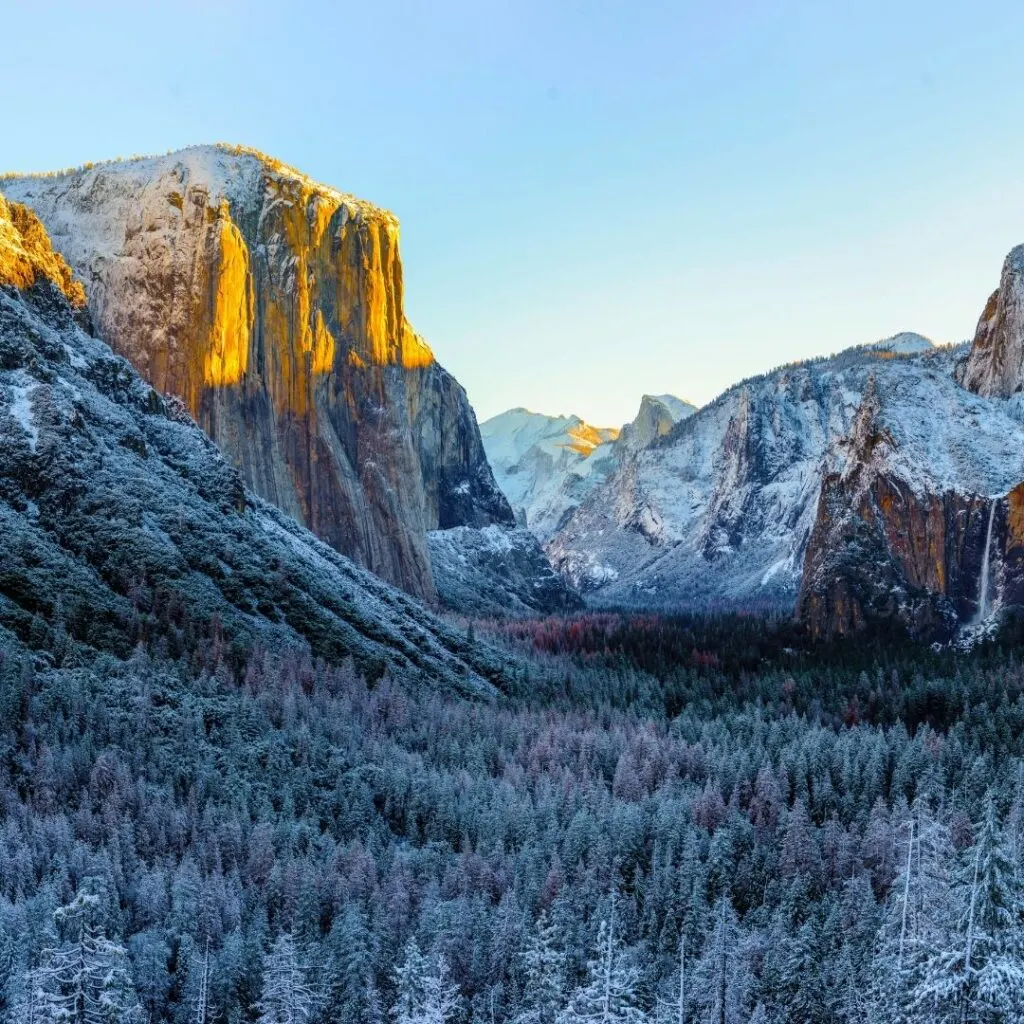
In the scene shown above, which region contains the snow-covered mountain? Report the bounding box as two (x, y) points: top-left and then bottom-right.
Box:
(1, 146), (574, 615)
(0, 191), (510, 691)
(481, 394), (695, 540)
(544, 324), (1024, 636)
(862, 331), (935, 355)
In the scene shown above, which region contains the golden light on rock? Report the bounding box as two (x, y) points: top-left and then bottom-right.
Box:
(564, 422), (620, 456)
(312, 309), (336, 375)
(0, 193), (86, 305)
(202, 204), (253, 387)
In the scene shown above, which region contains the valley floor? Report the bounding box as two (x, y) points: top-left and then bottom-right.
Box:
(4, 610), (1024, 1023)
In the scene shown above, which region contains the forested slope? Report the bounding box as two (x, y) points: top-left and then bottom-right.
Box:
(5, 606), (1024, 1023)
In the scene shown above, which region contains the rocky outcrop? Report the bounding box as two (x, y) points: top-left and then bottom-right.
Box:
(427, 526), (584, 617)
(0, 194), (85, 307)
(958, 245), (1024, 398)
(0, 192), (509, 692)
(617, 394), (694, 453)
(797, 470), (1002, 640)
(1, 146), (513, 601)
(796, 373), (1024, 640)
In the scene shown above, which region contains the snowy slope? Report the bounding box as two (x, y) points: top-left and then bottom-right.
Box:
(481, 395), (694, 541)
(0, 197), (511, 692)
(547, 342), (1024, 610)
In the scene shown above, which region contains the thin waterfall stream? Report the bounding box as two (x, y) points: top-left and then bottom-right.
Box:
(975, 500), (997, 624)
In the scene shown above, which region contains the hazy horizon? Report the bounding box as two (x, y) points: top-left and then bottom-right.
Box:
(6, 0), (1024, 425)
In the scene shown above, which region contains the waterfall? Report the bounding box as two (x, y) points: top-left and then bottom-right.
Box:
(975, 500), (997, 623)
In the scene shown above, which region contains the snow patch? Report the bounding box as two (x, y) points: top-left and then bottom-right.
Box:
(8, 382), (39, 451)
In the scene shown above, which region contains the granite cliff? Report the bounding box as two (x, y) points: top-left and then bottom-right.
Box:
(0, 188), (509, 691)
(2, 146), (515, 603)
(796, 249), (1024, 639)
(957, 245), (1024, 399)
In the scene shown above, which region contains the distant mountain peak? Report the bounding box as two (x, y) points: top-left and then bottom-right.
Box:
(865, 332), (935, 355)
(481, 394), (696, 541)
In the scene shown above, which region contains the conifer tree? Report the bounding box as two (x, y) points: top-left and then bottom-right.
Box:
(391, 939), (459, 1024)
(910, 794), (1024, 1023)
(692, 898), (747, 1024)
(7, 959), (48, 1024)
(556, 901), (645, 1024)
(323, 906), (382, 1024)
(514, 910), (566, 1024)
(36, 888), (143, 1024)
(254, 933), (317, 1024)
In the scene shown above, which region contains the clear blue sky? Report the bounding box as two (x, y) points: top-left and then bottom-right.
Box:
(6, 0), (1024, 426)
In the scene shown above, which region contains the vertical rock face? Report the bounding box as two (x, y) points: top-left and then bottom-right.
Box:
(958, 245), (1024, 398)
(797, 470), (1024, 640)
(796, 377), (1024, 640)
(2, 147), (513, 600)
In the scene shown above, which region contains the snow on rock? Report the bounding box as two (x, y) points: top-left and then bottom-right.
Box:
(650, 393), (698, 421)
(863, 332), (936, 355)
(1, 146), (514, 603)
(958, 244), (1024, 398)
(480, 394), (694, 542)
(548, 343), (1024, 612)
(427, 525), (583, 616)
(6, 378), (38, 451)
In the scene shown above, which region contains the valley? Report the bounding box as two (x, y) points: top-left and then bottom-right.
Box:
(5, 146), (1024, 1024)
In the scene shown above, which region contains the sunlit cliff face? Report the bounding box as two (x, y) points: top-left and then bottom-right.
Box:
(52, 154), (437, 420)
(249, 170), (435, 419)
(0, 147), (513, 600)
(563, 422), (619, 456)
(203, 201), (253, 389)
(0, 194), (85, 305)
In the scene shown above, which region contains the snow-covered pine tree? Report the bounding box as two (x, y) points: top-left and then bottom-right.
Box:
(254, 933), (317, 1024)
(556, 900), (645, 1024)
(909, 793), (1024, 1023)
(390, 939), (459, 1024)
(865, 803), (954, 1023)
(420, 956), (460, 1024)
(654, 932), (686, 1024)
(514, 910), (566, 1024)
(36, 888), (143, 1024)
(192, 939), (214, 1024)
(392, 939), (431, 1024)
(323, 905), (382, 1024)
(6, 959), (48, 1024)
(691, 897), (748, 1024)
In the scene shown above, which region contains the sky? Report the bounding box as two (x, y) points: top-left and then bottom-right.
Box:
(6, 0), (1024, 427)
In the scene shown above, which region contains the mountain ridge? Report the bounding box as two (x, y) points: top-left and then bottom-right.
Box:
(540, 310), (1024, 636)
(481, 394), (695, 541)
(1, 146), (572, 611)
